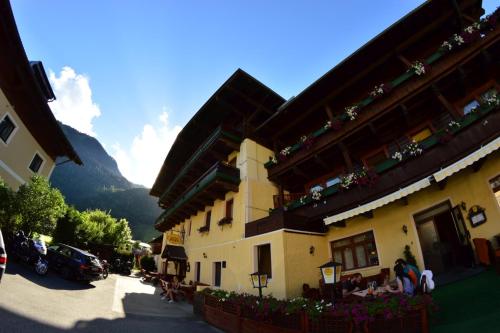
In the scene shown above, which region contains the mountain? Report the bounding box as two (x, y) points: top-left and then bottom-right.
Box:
(50, 123), (162, 241)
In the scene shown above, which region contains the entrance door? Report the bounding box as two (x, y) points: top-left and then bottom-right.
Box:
(416, 219), (444, 273)
(414, 201), (470, 274)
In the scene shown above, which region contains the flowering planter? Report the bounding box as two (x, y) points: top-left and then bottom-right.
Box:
(308, 314), (353, 333)
(204, 304), (241, 333)
(363, 306), (428, 333)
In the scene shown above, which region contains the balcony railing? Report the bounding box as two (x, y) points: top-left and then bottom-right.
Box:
(155, 161), (240, 232)
(286, 104), (499, 221)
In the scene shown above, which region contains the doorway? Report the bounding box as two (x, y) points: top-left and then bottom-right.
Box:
(414, 201), (473, 274)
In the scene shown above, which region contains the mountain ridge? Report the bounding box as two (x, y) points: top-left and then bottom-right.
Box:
(50, 123), (162, 241)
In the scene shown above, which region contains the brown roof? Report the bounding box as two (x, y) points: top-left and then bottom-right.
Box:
(256, 0), (484, 136)
(0, 0), (82, 165)
(150, 69), (284, 197)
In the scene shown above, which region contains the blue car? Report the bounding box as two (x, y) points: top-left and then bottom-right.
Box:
(47, 244), (102, 283)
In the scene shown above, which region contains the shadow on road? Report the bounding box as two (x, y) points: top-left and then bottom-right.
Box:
(5, 262), (96, 291)
(0, 291), (218, 333)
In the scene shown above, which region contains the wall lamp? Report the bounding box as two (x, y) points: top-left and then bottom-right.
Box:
(460, 201), (467, 211)
(309, 246), (315, 256)
(203, 252), (207, 259)
(402, 225), (408, 235)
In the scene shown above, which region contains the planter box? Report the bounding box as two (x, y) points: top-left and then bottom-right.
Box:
(204, 304), (240, 333)
(308, 314), (353, 333)
(241, 318), (302, 333)
(193, 292), (205, 317)
(364, 307), (428, 333)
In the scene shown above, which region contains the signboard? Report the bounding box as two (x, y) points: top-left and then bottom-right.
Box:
(166, 231), (183, 245)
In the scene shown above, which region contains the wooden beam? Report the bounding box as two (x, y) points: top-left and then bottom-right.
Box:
(338, 142), (353, 171)
(215, 95), (246, 117)
(457, 66), (467, 95)
(314, 154), (330, 171)
(292, 166), (309, 179)
(431, 85), (461, 119)
(324, 106), (334, 121)
(227, 86), (276, 115)
(396, 53), (412, 67)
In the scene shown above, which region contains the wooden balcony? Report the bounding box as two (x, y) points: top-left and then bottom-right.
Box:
(155, 162), (240, 232)
(244, 209), (326, 238)
(288, 108), (500, 222)
(158, 126), (242, 207)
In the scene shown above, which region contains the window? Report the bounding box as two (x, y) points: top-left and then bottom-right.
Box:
(256, 244), (272, 279)
(331, 231), (379, 271)
(326, 177), (341, 188)
(309, 184), (324, 193)
(0, 114), (16, 144)
(205, 211), (211, 230)
(213, 262), (222, 287)
(462, 100), (480, 115)
(411, 127), (433, 143)
(29, 153), (44, 173)
(225, 199), (234, 219)
(489, 175), (500, 208)
(195, 262), (201, 282)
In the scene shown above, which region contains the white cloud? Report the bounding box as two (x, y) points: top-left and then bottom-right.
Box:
(48, 66), (101, 136)
(111, 109), (182, 188)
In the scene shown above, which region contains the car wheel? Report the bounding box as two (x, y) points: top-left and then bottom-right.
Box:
(61, 267), (72, 280)
(35, 261), (48, 275)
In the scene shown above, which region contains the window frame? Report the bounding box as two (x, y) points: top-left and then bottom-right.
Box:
(225, 199), (234, 219)
(213, 261), (222, 287)
(256, 243), (272, 279)
(304, 167), (345, 193)
(454, 80), (500, 116)
(28, 152), (44, 174)
(330, 230), (379, 272)
(0, 112), (18, 145)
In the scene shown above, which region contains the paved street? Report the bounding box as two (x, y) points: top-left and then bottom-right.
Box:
(0, 262), (219, 333)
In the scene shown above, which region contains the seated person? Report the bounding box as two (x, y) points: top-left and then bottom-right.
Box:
(386, 264), (414, 296)
(395, 258), (420, 288)
(342, 273), (363, 297)
(162, 276), (181, 303)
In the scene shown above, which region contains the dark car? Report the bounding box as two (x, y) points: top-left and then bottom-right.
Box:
(0, 229), (6, 282)
(47, 244), (102, 283)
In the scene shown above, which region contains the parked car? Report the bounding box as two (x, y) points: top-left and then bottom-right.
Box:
(0, 229), (6, 282)
(47, 244), (102, 283)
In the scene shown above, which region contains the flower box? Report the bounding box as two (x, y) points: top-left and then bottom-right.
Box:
(363, 306), (429, 333)
(218, 216), (233, 226)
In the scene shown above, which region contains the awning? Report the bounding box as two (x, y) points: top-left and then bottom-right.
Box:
(161, 245), (187, 261)
(324, 177), (432, 225)
(433, 136), (500, 182)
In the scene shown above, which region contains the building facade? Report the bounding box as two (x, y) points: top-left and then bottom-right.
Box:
(0, 0), (81, 189)
(152, 0), (500, 299)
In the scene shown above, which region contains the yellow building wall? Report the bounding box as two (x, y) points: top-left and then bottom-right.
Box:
(283, 232), (329, 296)
(0, 88), (55, 190)
(162, 139), (290, 296)
(325, 151), (500, 279)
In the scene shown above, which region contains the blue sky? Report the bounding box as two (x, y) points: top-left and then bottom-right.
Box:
(10, 1), (497, 187)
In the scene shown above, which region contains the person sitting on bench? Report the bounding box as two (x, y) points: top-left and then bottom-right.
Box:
(162, 276), (181, 303)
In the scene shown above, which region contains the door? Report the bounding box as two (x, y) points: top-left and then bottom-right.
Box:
(416, 219), (445, 273)
(451, 205), (474, 267)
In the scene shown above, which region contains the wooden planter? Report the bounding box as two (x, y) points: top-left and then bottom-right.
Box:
(308, 314), (353, 333)
(240, 317), (302, 333)
(364, 307), (429, 333)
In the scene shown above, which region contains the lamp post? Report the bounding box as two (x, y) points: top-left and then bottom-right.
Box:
(250, 271), (268, 299)
(319, 261), (342, 302)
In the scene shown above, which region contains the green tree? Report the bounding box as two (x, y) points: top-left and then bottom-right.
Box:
(15, 175), (67, 235)
(78, 209), (132, 247)
(53, 206), (85, 246)
(0, 178), (20, 232)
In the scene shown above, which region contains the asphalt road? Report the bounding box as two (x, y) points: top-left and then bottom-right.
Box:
(0, 262), (220, 333)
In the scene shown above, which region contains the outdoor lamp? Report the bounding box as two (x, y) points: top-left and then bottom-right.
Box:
(250, 271), (268, 298)
(319, 261), (342, 302)
(319, 261), (342, 285)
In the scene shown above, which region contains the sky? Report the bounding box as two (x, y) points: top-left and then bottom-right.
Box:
(10, 1), (497, 187)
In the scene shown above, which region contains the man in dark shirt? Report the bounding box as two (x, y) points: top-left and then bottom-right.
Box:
(342, 273), (363, 297)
